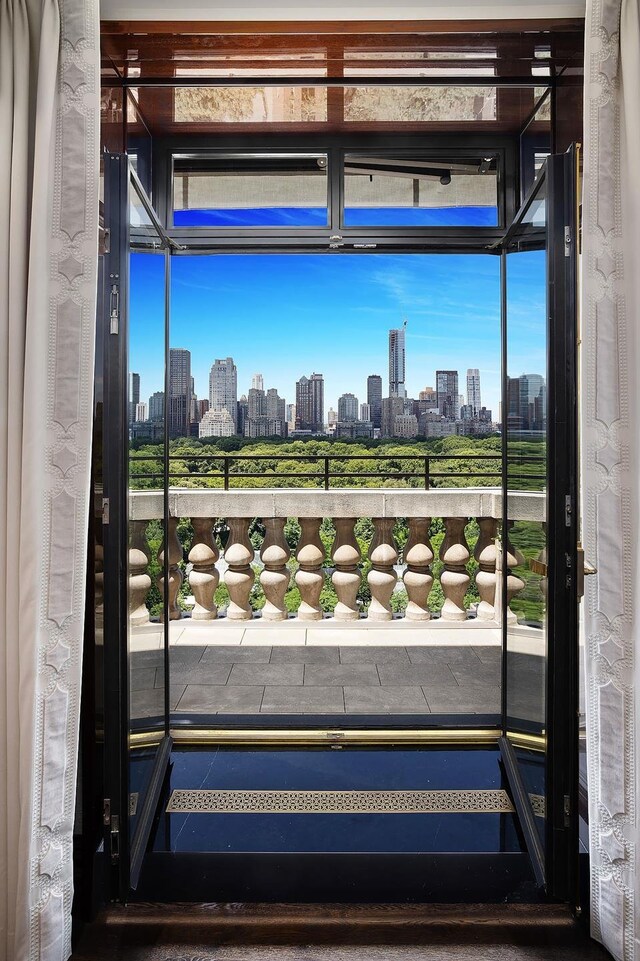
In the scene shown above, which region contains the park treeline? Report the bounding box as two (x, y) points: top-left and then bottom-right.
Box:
(129, 433), (546, 492)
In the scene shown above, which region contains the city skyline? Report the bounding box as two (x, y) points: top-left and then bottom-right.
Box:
(130, 250), (546, 422)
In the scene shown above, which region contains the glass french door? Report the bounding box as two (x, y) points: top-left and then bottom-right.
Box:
(500, 148), (578, 900)
(102, 154), (172, 897)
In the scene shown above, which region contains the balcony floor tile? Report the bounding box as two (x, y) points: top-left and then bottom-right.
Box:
(344, 686), (429, 714)
(156, 664), (231, 688)
(176, 685), (265, 714)
(261, 686), (345, 714)
(377, 664), (458, 687)
(303, 664), (381, 687)
(240, 627), (307, 646)
(338, 646), (411, 665)
(199, 645), (272, 664)
(270, 646), (339, 664)
(228, 663), (304, 686)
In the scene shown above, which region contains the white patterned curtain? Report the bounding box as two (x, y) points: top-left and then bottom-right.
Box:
(582, 1), (640, 959)
(0, 0), (99, 959)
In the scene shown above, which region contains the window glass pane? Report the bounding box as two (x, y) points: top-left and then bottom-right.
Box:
(172, 154), (329, 228)
(344, 153), (499, 227)
(344, 85), (497, 123)
(173, 86), (327, 123)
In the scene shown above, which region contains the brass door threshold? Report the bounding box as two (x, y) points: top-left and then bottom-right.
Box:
(164, 727), (502, 747)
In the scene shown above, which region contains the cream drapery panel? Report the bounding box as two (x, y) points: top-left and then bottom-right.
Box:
(0, 1), (99, 959)
(582, 1), (640, 959)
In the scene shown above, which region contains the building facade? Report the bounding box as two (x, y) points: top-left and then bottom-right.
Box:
(199, 407), (236, 438)
(169, 347), (192, 438)
(436, 370), (459, 420)
(295, 372), (324, 432)
(338, 392), (359, 422)
(388, 324), (407, 398)
(209, 357), (238, 431)
(367, 374), (383, 429)
(466, 368), (482, 417)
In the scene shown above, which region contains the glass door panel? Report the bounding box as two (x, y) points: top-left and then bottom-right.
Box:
(502, 151), (578, 900)
(504, 175), (548, 848)
(127, 171), (170, 885)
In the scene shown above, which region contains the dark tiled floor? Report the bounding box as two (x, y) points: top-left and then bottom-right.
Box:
(129, 644), (538, 718)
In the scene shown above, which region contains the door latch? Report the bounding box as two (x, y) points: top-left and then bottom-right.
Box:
(564, 225), (572, 257)
(109, 283), (119, 334)
(101, 497), (110, 525)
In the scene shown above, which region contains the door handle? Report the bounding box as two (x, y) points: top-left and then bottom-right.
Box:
(577, 545), (597, 599)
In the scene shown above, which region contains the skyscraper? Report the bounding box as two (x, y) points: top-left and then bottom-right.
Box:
(148, 391), (164, 423)
(436, 370), (459, 420)
(295, 373), (324, 432)
(209, 357), (238, 430)
(129, 372), (140, 425)
(266, 387), (286, 422)
(169, 348), (191, 438)
(338, 393), (359, 422)
(360, 402), (371, 422)
(236, 396), (248, 435)
(248, 386), (266, 421)
(466, 368), (481, 417)
(388, 322), (407, 398)
(367, 374), (383, 429)
(251, 373), (264, 392)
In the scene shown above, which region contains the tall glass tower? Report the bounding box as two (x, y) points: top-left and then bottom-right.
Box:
(388, 322), (407, 398)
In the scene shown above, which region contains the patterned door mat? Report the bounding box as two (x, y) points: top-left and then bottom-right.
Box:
(166, 788), (516, 815)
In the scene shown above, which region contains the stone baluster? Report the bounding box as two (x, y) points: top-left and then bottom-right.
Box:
(504, 520), (526, 624)
(260, 517), (291, 621)
(224, 517), (255, 620)
(474, 517), (499, 621)
(439, 517), (470, 621)
(367, 518), (398, 621)
(188, 517), (219, 620)
(157, 517), (183, 621)
(331, 518), (361, 621)
(295, 517), (324, 621)
(129, 521), (151, 625)
(403, 517), (434, 621)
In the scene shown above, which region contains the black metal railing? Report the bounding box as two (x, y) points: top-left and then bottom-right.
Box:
(128, 452), (546, 490)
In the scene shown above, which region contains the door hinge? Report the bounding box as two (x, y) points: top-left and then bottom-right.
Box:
(564, 225), (572, 257)
(110, 814), (120, 863)
(563, 794), (571, 826)
(101, 497), (110, 525)
(109, 283), (119, 334)
(99, 226), (110, 255)
(103, 798), (120, 861)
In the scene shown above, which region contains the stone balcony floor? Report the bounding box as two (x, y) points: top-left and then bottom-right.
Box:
(130, 619), (544, 721)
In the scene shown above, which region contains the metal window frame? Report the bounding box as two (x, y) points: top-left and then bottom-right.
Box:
(150, 132), (518, 250)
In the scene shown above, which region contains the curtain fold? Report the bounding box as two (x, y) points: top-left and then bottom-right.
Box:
(0, 1), (99, 959)
(582, 1), (640, 959)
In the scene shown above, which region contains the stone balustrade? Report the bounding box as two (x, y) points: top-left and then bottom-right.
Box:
(128, 488), (545, 627)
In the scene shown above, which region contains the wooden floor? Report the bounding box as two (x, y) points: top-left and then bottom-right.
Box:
(72, 903), (611, 961)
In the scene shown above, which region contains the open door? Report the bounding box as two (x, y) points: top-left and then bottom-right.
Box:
(101, 153), (173, 897)
(499, 149), (579, 900)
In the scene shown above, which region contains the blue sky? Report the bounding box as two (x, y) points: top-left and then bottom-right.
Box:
(129, 248), (546, 420)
